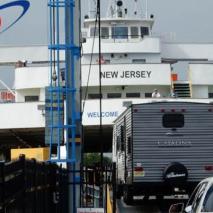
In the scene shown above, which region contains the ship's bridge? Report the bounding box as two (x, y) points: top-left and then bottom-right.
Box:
(82, 16), (160, 56)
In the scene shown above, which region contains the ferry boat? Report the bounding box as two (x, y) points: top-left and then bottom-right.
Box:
(0, 0), (213, 158)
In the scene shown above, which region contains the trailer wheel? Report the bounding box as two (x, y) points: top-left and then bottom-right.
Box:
(123, 186), (133, 205)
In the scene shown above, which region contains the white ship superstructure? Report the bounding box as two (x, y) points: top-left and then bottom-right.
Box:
(0, 0), (213, 156)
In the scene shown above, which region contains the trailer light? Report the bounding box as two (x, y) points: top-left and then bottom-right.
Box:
(204, 165), (213, 171)
(171, 109), (176, 112)
(208, 109), (212, 112)
(181, 109), (186, 112)
(134, 166), (145, 177)
(161, 109), (165, 112)
(134, 167), (144, 172)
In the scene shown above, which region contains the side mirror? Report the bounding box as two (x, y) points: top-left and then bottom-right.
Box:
(185, 205), (192, 213)
(169, 203), (184, 213)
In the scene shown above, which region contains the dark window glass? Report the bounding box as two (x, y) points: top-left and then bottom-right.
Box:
(131, 27), (139, 38)
(187, 183), (206, 206)
(163, 113), (184, 128)
(25, 96), (39, 102)
(192, 182), (208, 212)
(90, 27), (99, 37)
(88, 94), (102, 99)
(145, 93), (152, 98)
(101, 27), (109, 39)
(208, 93), (213, 98)
(141, 27), (149, 37)
(107, 93), (121, 98)
(132, 59), (146, 64)
(203, 185), (213, 212)
(126, 93), (140, 98)
(112, 27), (128, 39)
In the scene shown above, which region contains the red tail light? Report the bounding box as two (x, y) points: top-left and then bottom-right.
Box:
(134, 167), (144, 172)
(204, 166), (213, 171)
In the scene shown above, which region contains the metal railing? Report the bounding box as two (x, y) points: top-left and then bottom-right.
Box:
(0, 155), (68, 213)
(80, 164), (116, 213)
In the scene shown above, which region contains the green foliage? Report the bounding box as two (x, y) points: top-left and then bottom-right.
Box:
(83, 153), (111, 167)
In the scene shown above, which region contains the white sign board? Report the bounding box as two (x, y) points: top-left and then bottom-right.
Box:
(82, 64), (171, 86)
(77, 208), (104, 213)
(82, 99), (156, 126)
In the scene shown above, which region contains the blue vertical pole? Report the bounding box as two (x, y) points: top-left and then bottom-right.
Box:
(48, 0), (81, 212)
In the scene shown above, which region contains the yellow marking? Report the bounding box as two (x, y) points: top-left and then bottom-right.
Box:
(107, 185), (113, 213)
(11, 147), (50, 161)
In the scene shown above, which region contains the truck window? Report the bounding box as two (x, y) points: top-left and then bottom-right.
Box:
(163, 113), (184, 128)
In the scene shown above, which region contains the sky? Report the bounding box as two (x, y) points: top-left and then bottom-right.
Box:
(1, 0), (213, 45)
(0, 0), (213, 87)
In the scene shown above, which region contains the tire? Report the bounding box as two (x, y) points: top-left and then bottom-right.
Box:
(123, 186), (133, 205)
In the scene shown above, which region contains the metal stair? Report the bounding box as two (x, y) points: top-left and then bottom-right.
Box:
(173, 81), (191, 98)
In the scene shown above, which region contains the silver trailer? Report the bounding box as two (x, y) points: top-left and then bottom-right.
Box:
(112, 101), (213, 204)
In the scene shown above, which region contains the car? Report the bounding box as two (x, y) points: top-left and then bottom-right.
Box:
(169, 177), (213, 213)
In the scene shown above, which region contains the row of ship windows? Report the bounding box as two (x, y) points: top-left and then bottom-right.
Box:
(93, 58), (146, 64)
(88, 93), (213, 99)
(22, 93), (213, 102)
(88, 93), (151, 99)
(90, 26), (149, 39)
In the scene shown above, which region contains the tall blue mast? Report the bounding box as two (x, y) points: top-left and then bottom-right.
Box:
(48, 0), (81, 212)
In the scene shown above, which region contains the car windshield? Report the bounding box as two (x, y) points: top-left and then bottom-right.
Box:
(191, 182), (207, 212)
(202, 184), (213, 212)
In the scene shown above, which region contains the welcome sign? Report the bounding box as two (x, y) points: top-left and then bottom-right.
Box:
(82, 64), (171, 86)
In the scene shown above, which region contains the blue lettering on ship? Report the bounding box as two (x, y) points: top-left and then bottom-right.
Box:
(87, 111), (119, 118)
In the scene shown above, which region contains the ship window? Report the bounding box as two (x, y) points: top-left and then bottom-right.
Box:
(88, 93), (102, 99)
(126, 93), (140, 98)
(90, 27), (99, 37)
(145, 93), (152, 98)
(141, 27), (149, 37)
(112, 27), (128, 39)
(208, 93), (213, 98)
(107, 93), (122, 98)
(163, 113), (184, 128)
(101, 27), (109, 39)
(25, 96), (39, 102)
(132, 59), (146, 64)
(131, 27), (139, 38)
